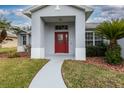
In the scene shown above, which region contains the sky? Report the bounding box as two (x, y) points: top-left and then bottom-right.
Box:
(0, 5), (124, 27)
(0, 5), (31, 27)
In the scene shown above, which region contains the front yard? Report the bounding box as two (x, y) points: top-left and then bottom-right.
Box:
(0, 47), (16, 54)
(1, 48), (124, 88)
(62, 58), (124, 88)
(0, 58), (48, 88)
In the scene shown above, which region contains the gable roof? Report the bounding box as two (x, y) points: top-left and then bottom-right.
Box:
(23, 5), (93, 20)
(17, 30), (31, 35)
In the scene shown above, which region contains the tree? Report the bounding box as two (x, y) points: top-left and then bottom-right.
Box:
(0, 15), (11, 47)
(0, 28), (7, 43)
(0, 15), (11, 29)
(0, 15), (22, 47)
(96, 19), (124, 49)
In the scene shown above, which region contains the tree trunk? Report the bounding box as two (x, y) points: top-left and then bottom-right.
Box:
(0, 43), (2, 48)
(109, 39), (117, 49)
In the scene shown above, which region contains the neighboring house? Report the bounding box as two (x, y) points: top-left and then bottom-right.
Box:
(23, 5), (124, 60)
(0, 30), (17, 48)
(17, 30), (31, 52)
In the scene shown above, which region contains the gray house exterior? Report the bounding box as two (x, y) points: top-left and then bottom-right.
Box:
(22, 5), (124, 60)
(23, 5), (93, 60)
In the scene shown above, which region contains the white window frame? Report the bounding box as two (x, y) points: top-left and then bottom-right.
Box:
(86, 31), (93, 46)
(86, 31), (103, 46)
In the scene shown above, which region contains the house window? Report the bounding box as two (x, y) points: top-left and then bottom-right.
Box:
(86, 31), (103, 46)
(86, 32), (93, 46)
(95, 33), (103, 46)
(55, 25), (68, 30)
(22, 35), (26, 45)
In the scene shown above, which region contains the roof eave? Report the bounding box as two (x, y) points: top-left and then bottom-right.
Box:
(85, 10), (94, 20)
(23, 5), (93, 19)
(23, 12), (31, 18)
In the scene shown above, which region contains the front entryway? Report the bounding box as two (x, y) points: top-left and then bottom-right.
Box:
(55, 32), (69, 53)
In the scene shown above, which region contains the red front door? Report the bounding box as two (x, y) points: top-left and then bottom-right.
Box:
(55, 32), (69, 53)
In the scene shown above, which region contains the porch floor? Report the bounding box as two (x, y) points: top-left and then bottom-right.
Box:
(45, 55), (75, 60)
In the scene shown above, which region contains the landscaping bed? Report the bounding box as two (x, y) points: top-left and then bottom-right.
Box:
(62, 57), (124, 88)
(0, 52), (29, 58)
(0, 58), (48, 88)
(86, 57), (124, 72)
(0, 48), (29, 58)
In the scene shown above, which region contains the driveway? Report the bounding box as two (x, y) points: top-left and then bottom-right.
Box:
(29, 56), (73, 88)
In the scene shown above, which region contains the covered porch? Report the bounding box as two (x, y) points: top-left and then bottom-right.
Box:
(31, 16), (86, 60)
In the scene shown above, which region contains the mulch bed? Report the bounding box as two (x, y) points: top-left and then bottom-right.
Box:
(19, 52), (30, 58)
(0, 53), (8, 58)
(86, 57), (124, 73)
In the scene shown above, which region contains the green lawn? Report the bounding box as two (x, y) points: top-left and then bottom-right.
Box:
(0, 48), (16, 54)
(0, 58), (48, 88)
(62, 60), (124, 88)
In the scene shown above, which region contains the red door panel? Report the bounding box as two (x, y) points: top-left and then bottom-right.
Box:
(55, 32), (69, 53)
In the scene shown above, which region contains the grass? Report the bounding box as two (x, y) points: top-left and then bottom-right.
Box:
(0, 58), (48, 88)
(0, 48), (16, 54)
(62, 60), (124, 88)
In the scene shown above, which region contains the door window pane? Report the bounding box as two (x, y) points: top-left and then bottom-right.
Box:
(57, 34), (63, 43)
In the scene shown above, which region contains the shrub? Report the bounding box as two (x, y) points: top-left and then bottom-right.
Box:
(86, 46), (97, 57)
(86, 45), (107, 57)
(8, 52), (20, 58)
(25, 44), (31, 56)
(105, 45), (122, 64)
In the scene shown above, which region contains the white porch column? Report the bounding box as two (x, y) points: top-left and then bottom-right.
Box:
(17, 34), (25, 52)
(75, 15), (86, 60)
(31, 16), (45, 59)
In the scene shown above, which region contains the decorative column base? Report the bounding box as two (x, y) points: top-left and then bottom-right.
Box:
(75, 48), (86, 60)
(31, 48), (45, 59)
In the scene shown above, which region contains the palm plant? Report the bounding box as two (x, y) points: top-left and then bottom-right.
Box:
(96, 19), (124, 49)
(96, 19), (124, 64)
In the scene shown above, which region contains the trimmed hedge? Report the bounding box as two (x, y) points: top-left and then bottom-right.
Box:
(86, 45), (107, 57)
(105, 45), (122, 64)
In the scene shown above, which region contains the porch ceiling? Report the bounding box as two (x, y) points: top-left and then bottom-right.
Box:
(42, 16), (75, 23)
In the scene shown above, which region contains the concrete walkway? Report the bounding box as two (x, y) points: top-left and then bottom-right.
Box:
(29, 56), (74, 88)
